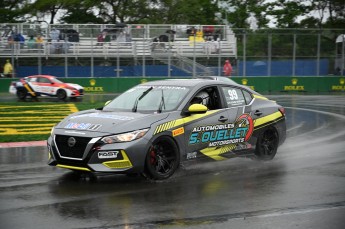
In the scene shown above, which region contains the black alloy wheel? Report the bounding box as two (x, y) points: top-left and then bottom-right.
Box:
(16, 88), (27, 100)
(144, 136), (180, 180)
(57, 89), (67, 100)
(255, 128), (279, 161)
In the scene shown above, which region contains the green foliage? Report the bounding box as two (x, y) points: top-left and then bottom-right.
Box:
(0, 0), (344, 29)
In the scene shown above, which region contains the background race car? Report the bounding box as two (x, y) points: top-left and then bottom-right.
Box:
(9, 75), (84, 100)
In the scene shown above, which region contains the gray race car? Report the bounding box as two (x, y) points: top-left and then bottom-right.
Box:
(47, 79), (286, 180)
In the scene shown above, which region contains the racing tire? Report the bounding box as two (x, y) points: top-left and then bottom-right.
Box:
(144, 136), (180, 180)
(16, 88), (27, 100)
(57, 89), (67, 100)
(254, 127), (279, 161)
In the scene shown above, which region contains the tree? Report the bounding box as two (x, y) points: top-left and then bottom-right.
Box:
(265, 0), (310, 28)
(26, 0), (68, 24)
(217, 0), (269, 28)
(0, 0), (29, 23)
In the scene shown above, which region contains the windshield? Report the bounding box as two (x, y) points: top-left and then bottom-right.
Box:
(104, 85), (191, 112)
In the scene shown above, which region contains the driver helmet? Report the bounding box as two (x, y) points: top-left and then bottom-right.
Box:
(192, 91), (210, 107)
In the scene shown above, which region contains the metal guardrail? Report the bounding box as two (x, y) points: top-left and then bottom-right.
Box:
(0, 39), (236, 61)
(0, 23), (237, 58)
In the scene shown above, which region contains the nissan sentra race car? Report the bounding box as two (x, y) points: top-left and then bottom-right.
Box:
(47, 79), (286, 180)
(9, 75), (84, 100)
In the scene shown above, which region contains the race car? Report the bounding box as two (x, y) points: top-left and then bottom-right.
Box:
(47, 79), (286, 180)
(9, 75), (84, 100)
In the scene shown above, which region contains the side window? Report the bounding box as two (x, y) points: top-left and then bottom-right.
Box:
(39, 77), (51, 83)
(221, 87), (246, 107)
(189, 87), (221, 110)
(242, 90), (253, 104)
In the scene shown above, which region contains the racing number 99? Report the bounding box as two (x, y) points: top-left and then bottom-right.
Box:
(228, 89), (238, 100)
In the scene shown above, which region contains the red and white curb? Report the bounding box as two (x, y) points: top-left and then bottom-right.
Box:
(0, 140), (47, 148)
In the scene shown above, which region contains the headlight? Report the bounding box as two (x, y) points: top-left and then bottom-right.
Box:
(101, 128), (149, 144)
(50, 126), (55, 135)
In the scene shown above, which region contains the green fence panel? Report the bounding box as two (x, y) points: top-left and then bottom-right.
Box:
(232, 77), (271, 93)
(0, 79), (13, 93)
(318, 77), (345, 92)
(1, 77), (345, 94)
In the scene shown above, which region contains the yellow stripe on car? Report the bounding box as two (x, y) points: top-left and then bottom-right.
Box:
(102, 150), (133, 169)
(154, 110), (219, 135)
(200, 144), (237, 161)
(254, 111), (283, 128)
(24, 84), (36, 97)
(57, 164), (91, 171)
(253, 94), (268, 100)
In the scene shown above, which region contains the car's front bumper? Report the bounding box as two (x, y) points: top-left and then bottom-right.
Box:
(47, 134), (150, 174)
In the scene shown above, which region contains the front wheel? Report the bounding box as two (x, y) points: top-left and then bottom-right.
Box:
(16, 88), (27, 100)
(143, 136), (180, 180)
(255, 128), (279, 161)
(57, 89), (67, 100)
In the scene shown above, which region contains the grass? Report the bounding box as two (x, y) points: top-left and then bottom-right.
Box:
(0, 100), (105, 143)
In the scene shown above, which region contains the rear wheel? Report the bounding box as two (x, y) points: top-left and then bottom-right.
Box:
(143, 136), (180, 180)
(255, 128), (279, 161)
(57, 89), (67, 100)
(16, 88), (27, 100)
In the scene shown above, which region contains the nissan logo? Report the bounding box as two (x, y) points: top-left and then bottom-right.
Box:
(67, 137), (76, 147)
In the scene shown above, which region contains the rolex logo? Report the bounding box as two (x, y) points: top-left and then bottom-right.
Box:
(242, 79), (248, 85)
(292, 78), (298, 85)
(90, 79), (96, 86)
(340, 78), (345, 85)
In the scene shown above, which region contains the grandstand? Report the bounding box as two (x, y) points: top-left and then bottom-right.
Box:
(0, 23), (237, 77)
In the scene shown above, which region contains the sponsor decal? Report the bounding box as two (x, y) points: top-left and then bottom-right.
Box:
(172, 127), (184, 137)
(71, 113), (134, 121)
(331, 78), (345, 91)
(64, 122), (102, 131)
(284, 78), (305, 91)
(84, 79), (104, 92)
(65, 130), (86, 135)
(189, 114), (254, 147)
(84, 87), (104, 92)
(187, 151), (197, 160)
(135, 85), (188, 90)
(98, 151), (119, 159)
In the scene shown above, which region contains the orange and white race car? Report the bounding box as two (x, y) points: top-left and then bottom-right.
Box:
(9, 75), (84, 100)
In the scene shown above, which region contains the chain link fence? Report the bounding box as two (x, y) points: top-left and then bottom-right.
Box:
(1, 23), (344, 78)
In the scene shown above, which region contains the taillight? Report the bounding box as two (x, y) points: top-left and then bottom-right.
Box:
(278, 107), (285, 116)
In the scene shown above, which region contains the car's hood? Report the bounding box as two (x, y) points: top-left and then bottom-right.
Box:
(55, 109), (169, 135)
(66, 83), (83, 89)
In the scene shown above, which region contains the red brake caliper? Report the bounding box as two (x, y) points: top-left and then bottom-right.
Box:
(150, 147), (156, 164)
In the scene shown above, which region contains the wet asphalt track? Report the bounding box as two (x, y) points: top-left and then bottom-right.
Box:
(1, 95), (345, 229)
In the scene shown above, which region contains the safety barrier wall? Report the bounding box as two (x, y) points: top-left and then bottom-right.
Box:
(1, 76), (344, 94)
(11, 60), (330, 78)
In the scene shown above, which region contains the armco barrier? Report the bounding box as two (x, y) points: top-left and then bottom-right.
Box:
(1, 77), (344, 94)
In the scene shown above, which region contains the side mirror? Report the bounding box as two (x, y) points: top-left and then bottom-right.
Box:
(188, 104), (207, 114)
(104, 100), (112, 106)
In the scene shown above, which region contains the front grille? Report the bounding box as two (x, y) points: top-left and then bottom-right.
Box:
(55, 135), (92, 159)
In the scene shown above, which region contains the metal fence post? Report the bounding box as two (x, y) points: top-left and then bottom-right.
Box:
(292, 33), (296, 76)
(243, 31), (246, 77)
(317, 33), (321, 76)
(268, 33), (272, 77)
